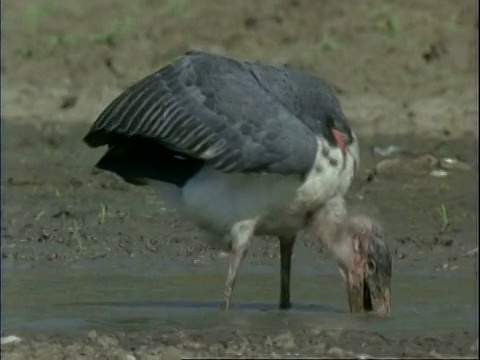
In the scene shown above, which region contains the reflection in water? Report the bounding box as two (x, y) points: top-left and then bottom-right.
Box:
(67, 300), (342, 313)
(2, 259), (477, 336)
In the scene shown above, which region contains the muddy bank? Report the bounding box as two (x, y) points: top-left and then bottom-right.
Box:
(2, 328), (478, 359)
(2, 0), (478, 139)
(1, 122), (478, 269)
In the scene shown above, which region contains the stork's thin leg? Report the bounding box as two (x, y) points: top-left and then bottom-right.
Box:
(221, 219), (257, 310)
(279, 236), (295, 309)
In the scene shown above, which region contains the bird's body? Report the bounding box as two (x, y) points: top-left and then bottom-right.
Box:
(86, 51), (358, 233)
(153, 132), (356, 243)
(83, 51), (390, 312)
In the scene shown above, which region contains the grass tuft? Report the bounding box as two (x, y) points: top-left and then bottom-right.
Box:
(24, 3), (57, 32)
(436, 204), (450, 232)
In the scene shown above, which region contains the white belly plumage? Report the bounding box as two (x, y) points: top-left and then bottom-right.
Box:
(153, 136), (359, 242)
(182, 169), (301, 231)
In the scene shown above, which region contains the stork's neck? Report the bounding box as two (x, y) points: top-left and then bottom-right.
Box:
(308, 197), (354, 269)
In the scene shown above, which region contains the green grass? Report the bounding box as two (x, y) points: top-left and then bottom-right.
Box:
(436, 204), (450, 232)
(299, 32), (342, 65)
(320, 33), (340, 52)
(89, 17), (135, 46)
(16, 2), (142, 57)
(16, 2), (59, 57)
(13, 0), (192, 61)
(44, 34), (80, 48)
(445, 13), (459, 34)
(366, 2), (402, 39)
(385, 13), (401, 38)
(24, 3), (58, 32)
(161, 0), (188, 17)
(15, 45), (34, 59)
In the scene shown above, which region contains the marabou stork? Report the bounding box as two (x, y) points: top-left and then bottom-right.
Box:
(83, 51), (391, 314)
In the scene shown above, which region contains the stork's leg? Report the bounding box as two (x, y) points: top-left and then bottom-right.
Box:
(279, 236), (295, 309)
(221, 219), (257, 310)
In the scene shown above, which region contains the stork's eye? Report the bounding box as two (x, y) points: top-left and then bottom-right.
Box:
(366, 259), (376, 275)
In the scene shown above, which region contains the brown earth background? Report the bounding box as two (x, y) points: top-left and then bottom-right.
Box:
(2, 0), (478, 138)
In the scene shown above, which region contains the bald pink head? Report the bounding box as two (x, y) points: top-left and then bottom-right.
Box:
(308, 197), (392, 315)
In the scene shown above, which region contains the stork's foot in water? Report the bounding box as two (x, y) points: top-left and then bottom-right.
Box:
(221, 250), (243, 310)
(279, 235), (295, 310)
(221, 219), (257, 310)
(279, 301), (292, 310)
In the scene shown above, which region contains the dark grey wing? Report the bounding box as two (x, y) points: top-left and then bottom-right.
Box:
(84, 52), (318, 175)
(244, 60), (354, 145)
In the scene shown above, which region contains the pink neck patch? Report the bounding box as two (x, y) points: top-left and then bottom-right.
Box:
(331, 128), (347, 163)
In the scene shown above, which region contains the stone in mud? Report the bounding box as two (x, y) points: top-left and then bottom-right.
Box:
(88, 330), (120, 349)
(272, 331), (297, 350)
(32, 343), (64, 360)
(1, 336), (22, 345)
(135, 345), (189, 360)
(1, 353), (25, 360)
(471, 338), (478, 352)
(63, 344), (96, 358)
(374, 154), (439, 176)
(208, 342), (226, 356)
(440, 157), (472, 171)
(373, 153), (473, 180)
(327, 346), (357, 358)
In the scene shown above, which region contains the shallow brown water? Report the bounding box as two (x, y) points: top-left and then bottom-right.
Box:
(2, 259), (477, 337)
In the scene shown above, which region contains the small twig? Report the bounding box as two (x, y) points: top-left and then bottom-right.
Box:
(465, 247), (478, 257)
(98, 203), (108, 225)
(35, 211), (45, 221)
(70, 220), (84, 253)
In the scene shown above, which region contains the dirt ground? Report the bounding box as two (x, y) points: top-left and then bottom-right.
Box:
(1, 0), (478, 359)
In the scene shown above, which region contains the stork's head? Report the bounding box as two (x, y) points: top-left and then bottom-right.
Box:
(340, 215), (392, 315)
(309, 197), (392, 315)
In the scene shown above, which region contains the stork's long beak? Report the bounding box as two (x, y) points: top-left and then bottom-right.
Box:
(345, 271), (391, 316)
(365, 275), (391, 316)
(346, 271), (369, 314)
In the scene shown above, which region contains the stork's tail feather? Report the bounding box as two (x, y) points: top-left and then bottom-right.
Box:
(95, 143), (148, 185)
(93, 137), (204, 187)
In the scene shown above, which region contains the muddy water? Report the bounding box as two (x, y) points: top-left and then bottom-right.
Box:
(2, 258), (476, 337)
